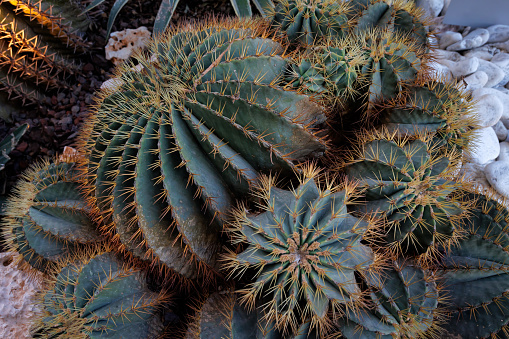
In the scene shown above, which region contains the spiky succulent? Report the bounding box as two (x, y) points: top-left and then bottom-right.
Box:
(0, 0), (90, 121)
(32, 251), (168, 338)
(438, 191), (509, 339)
(224, 164), (380, 334)
(349, 0), (429, 50)
(269, 0), (351, 45)
(344, 129), (468, 261)
(337, 259), (442, 339)
(1, 156), (102, 274)
(77, 18), (327, 283)
(377, 79), (478, 153)
(0, 122), (28, 170)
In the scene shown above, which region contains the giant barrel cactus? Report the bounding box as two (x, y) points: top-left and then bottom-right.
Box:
(223, 164), (381, 334)
(0, 0), (90, 120)
(1, 156), (102, 274)
(344, 129), (468, 261)
(77, 18), (327, 282)
(337, 259), (442, 339)
(438, 191), (509, 338)
(31, 251), (168, 338)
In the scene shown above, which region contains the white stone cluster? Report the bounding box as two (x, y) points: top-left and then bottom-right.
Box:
(420, 2), (509, 198)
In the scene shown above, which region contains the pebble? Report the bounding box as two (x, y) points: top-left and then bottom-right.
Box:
(428, 61), (453, 82)
(433, 49), (464, 62)
(493, 121), (508, 141)
(463, 71), (489, 91)
(472, 87), (509, 120)
(471, 94), (503, 128)
(485, 161), (509, 198)
(499, 141), (509, 161)
(439, 31), (463, 50)
(487, 25), (509, 43)
(491, 53), (509, 86)
(441, 57), (479, 77)
(493, 40), (509, 52)
(469, 127), (500, 164)
(447, 28), (490, 51)
(476, 59), (505, 87)
(462, 45), (499, 61)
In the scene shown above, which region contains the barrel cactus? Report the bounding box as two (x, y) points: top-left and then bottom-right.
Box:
(438, 191), (509, 338)
(77, 18), (327, 282)
(0, 0), (90, 121)
(223, 164), (381, 334)
(1, 156), (102, 274)
(377, 79), (478, 153)
(31, 251), (168, 338)
(344, 129), (468, 261)
(269, 0), (351, 45)
(337, 259), (442, 339)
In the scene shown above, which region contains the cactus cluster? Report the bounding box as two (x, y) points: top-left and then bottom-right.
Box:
(0, 0), (497, 338)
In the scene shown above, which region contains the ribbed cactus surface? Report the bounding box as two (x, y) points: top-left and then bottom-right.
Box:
(224, 165), (379, 334)
(438, 192), (509, 338)
(1, 157), (102, 274)
(78, 18), (327, 282)
(32, 251), (167, 338)
(345, 130), (467, 259)
(337, 260), (440, 338)
(270, 0), (350, 45)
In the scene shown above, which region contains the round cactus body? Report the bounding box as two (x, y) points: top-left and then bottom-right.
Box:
(32, 251), (168, 338)
(337, 260), (441, 339)
(438, 192), (509, 338)
(1, 157), (102, 274)
(270, 0), (350, 45)
(224, 165), (380, 334)
(344, 130), (468, 260)
(378, 80), (478, 153)
(78, 18), (327, 282)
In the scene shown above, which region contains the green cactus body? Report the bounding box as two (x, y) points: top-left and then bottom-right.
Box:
(1, 157), (102, 274)
(186, 290), (318, 339)
(344, 131), (466, 260)
(224, 165), (380, 334)
(269, 0), (350, 45)
(351, 0), (429, 50)
(438, 192), (509, 338)
(32, 251), (167, 338)
(337, 260), (440, 339)
(0, 0), (90, 120)
(378, 80), (477, 153)
(77, 18), (327, 282)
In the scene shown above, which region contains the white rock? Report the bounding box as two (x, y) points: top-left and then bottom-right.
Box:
(493, 40), (509, 52)
(477, 59), (505, 87)
(493, 121), (509, 141)
(415, 0), (444, 18)
(442, 57), (479, 78)
(439, 31), (463, 50)
(459, 162), (491, 191)
(487, 25), (509, 43)
(471, 94), (503, 128)
(491, 53), (509, 86)
(485, 161), (509, 198)
(427, 61), (453, 82)
(472, 87), (509, 120)
(105, 26), (152, 65)
(499, 141), (509, 161)
(0, 253), (43, 339)
(433, 49), (465, 62)
(100, 78), (124, 92)
(447, 29), (490, 51)
(463, 71), (489, 91)
(469, 127), (501, 164)
(503, 119), (509, 129)
(463, 45), (500, 61)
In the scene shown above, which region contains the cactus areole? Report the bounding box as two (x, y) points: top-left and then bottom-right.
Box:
(78, 18), (327, 281)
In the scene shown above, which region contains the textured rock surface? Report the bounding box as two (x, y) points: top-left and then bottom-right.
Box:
(105, 26), (152, 65)
(0, 252), (43, 339)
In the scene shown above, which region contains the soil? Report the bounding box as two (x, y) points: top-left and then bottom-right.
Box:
(0, 0), (237, 251)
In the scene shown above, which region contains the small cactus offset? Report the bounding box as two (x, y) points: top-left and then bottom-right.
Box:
(32, 251), (169, 338)
(343, 129), (469, 261)
(438, 191), (509, 339)
(336, 259), (443, 339)
(223, 164), (381, 335)
(77, 18), (327, 282)
(0, 0), (90, 120)
(269, 0), (351, 46)
(377, 79), (478, 153)
(1, 156), (102, 274)
(0, 122), (28, 170)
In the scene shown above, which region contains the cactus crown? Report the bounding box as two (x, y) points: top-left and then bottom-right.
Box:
(224, 163), (382, 335)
